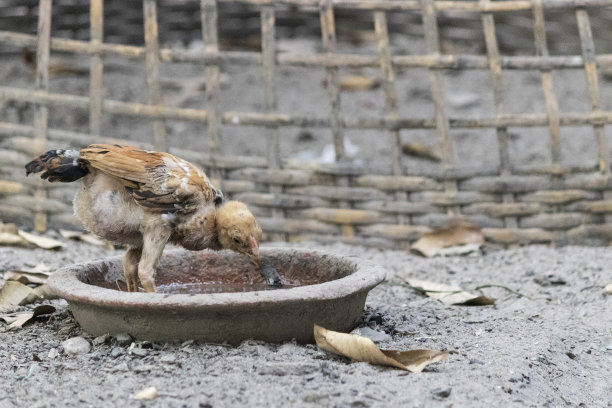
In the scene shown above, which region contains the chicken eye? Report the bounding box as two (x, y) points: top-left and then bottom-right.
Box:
(233, 238), (240, 244)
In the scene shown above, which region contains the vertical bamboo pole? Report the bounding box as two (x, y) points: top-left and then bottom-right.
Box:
(374, 10), (409, 229)
(143, 0), (166, 151)
(420, 0), (457, 216)
(201, 0), (222, 187)
(261, 5), (285, 241)
(319, 0), (352, 239)
(532, 0), (562, 190)
(33, 0), (52, 232)
(89, 0), (103, 137)
(319, 0), (344, 161)
(575, 7), (611, 224)
(481, 0), (517, 228)
(575, 8), (609, 176)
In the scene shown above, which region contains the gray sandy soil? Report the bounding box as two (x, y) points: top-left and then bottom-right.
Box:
(0, 239), (610, 408)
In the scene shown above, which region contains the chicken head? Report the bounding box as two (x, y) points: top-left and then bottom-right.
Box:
(216, 201), (262, 266)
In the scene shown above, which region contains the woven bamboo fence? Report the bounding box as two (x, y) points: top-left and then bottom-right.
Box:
(2, 0), (612, 248)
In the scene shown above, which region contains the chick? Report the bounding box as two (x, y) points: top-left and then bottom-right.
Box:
(25, 144), (276, 292)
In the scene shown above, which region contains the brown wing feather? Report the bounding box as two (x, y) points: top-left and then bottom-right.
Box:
(80, 144), (222, 213)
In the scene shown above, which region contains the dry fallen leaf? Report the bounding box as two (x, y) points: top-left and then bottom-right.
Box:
(0, 223), (28, 246)
(0, 224), (65, 249)
(0, 281), (34, 311)
(407, 279), (495, 306)
(339, 75), (380, 91)
(18, 230), (65, 250)
(5, 264), (53, 285)
(0, 281), (56, 311)
(314, 325), (450, 373)
(0, 304), (55, 329)
(411, 219), (484, 258)
(59, 229), (110, 248)
(401, 141), (441, 162)
(132, 387), (158, 400)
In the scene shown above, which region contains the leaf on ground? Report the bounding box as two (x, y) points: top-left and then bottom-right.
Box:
(0, 223), (28, 246)
(0, 281), (56, 311)
(401, 141), (441, 162)
(407, 279), (495, 306)
(339, 75), (380, 91)
(17, 230), (65, 250)
(314, 325), (450, 373)
(0, 304), (55, 329)
(604, 284), (612, 294)
(5, 264), (53, 285)
(0, 281), (35, 311)
(411, 219), (484, 258)
(132, 387), (158, 400)
(59, 229), (110, 248)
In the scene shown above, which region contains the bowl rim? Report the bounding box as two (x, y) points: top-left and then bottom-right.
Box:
(47, 247), (387, 311)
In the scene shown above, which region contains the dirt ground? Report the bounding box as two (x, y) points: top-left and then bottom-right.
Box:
(0, 238), (610, 408)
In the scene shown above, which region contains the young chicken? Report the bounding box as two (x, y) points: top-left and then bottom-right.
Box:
(25, 143), (279, 292)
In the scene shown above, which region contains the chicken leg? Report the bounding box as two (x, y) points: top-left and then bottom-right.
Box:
(137, 223), (172, 292)
(122, 247), (142, 292)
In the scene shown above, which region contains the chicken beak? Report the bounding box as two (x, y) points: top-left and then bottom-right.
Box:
(249, 236), (260, 267)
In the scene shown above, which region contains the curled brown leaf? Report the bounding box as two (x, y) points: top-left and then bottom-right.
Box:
(314, 325), (450, 373)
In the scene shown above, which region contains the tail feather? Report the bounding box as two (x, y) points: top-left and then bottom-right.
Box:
(25, 149), (89, 182)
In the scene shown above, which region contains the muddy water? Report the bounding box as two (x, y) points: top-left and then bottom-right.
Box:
(155, 281), (301, 294)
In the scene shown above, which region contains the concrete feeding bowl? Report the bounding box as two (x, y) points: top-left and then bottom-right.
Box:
(47, 248), (386, 343)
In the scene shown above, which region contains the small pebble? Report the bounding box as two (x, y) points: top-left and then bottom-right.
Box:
(130, 347), (148, 357)
(113, 333), (133, 347)
(110, 347), (123, 358)
(47, 348), (59, 359)
(469, 358), (485, 365)
(132, 386), (157, 401)
(93, 335), (110, 346)
(62, 337), (91, 355)
(432, 387), (452, 399)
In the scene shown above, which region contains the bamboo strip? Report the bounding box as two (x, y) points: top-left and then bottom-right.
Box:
(33, 0), (52, 232)
(420, 0), (458, 215)
(374, 10), (408, 225)
(143, 0), (167, 151)
(319, 0), (344, 160)
(482, 227), (555, 243)
(356, 200), (438, 215)
(261, 5), (285, 240)
(533, 0), (562, 168)
(216, 0), (612, 12)
(576, 8), (610, 176)
(201, 0), (223, 185)
(520, 190), (595, 204)
(88, 0), (103, 137)
(3, 92), (612, 131)
(462, 202), (542, 217)
(519, 212), (591, 229)
(4, 31), (612, 70)
(481, 0), (518, 228)
(358, 224), (429, 240)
